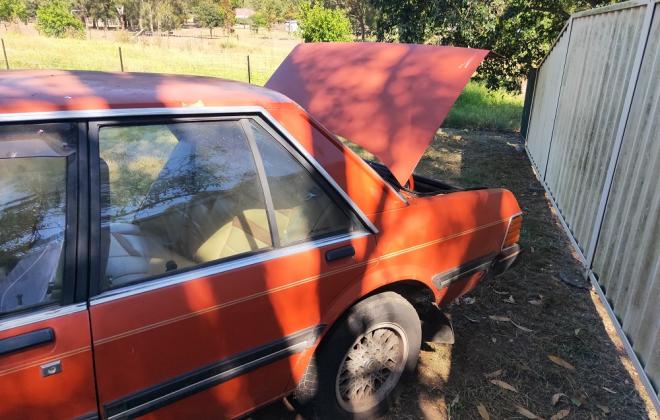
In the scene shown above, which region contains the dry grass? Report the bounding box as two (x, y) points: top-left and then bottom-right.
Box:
(1, 24), (523, 130)
(251, 129), (658, 420)
(385, 129), (658, 420)
(0, 26), (297, 85)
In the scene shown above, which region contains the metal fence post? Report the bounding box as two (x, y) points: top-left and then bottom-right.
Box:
(1, 39), (8, 70)
(520, 68), (538, 142)
(247, 55), (251, 84)
(118, 46), (124, 72)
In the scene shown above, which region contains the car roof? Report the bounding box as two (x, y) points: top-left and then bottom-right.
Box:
(0, 70), (293, 115)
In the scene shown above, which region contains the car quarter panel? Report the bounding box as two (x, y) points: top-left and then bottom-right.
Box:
(267, 104), (407, 216)
(284, 188), (521, 388)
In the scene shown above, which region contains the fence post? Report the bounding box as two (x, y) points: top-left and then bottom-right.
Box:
(520, 68), (538, 142)
(118, 46), (124, 72)
(247, 55), (251, 84)
(1, 39), (8, 70)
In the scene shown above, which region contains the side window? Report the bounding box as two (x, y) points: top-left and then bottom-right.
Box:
(99, 121), (271, 291)
(249, 120), (355, 246)
(0, 123), (76, 315)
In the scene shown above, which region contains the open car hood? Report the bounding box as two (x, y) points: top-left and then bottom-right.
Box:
(266, 42), (488, 185)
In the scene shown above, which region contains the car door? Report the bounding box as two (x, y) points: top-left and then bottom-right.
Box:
(87, 114), (375, 419)
(0, 122), (98, 419)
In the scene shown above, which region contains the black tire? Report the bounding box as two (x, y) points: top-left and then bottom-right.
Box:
(294, 291), (421, 419)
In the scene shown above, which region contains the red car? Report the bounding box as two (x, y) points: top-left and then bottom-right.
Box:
(0, 43), (521, 419)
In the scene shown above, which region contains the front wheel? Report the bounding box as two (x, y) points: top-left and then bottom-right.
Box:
(294, 292), (421, 419)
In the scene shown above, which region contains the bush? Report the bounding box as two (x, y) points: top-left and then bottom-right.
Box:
(36, 1), (84, 38)
(298, 2), (352, 42)
(0, 0), (27, 26)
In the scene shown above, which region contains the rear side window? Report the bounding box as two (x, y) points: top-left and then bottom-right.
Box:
(98, 121), (271, 291)
(249, 121), (355, 246)
(0, 123), (76, 315)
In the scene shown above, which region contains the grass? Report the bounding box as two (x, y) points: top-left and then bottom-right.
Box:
(445, 81), (524, 131)
(1, 27), (523, 131)
(0, 27), (296, 85)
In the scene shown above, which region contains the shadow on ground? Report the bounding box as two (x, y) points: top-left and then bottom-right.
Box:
(248, 129), (658, 420)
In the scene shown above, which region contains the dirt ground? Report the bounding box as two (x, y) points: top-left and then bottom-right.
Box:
(251, 129), (658, 420)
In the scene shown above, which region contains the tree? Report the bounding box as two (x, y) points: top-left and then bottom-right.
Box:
(36, 0), (85, 37)
(195, 0), (225, 36)
(251, 11), (266, 31)
(368, 0), (620, 91)
(298, 1), (352, 42)
(325, 0), (374, 41)
(0, 0), (28, 28)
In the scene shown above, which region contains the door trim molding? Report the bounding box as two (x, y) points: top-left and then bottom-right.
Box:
(0, 303), (87, 332)
(104, 324), (324, 419)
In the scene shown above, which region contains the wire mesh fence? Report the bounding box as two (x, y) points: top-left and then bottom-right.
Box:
(0, 27), (297, 86)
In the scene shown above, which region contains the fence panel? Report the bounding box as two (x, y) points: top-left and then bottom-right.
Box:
(525, 27), (570, 175)
(592, 2), (660, 395)
(525, 0), (659, 403)
(543, 5), (647, 254)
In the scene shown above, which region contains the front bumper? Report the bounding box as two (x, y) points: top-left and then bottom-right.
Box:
(491, 243), (522, 276)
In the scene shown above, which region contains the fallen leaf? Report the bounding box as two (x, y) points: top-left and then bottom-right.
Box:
(515, 405), (540, 419)
(550, 409), (570, 420)
(464, 314), (479, 323)
(602, 386), (617, 394)
(552, 392), (567, 405)
(528, 299), (543, 305)
(485, 369), (503, 378)
(597, 404), (610, 414)
(548, 355), (576, 371)
(477, 403), (490, 420)
(463, 296), (476, 305)
(493, 289), (509, 295)
(570, 397), (582, 407)
(451, 394), (460, 407)
(489, 315), (511, 322)
(490, 379), (518, 393)
(504, 295), (516, 304)
(491, 337), (497, 343)
(574, 328), (581, 336)
(511, 320), (534, 332)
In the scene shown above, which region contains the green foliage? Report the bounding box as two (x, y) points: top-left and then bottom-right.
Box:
(324, 0), (374, 40)
(251, 11), (267, 28)
(253, 0), (298, 29)
(368, 0), (620, 92)
(36, 0), (85, 38)
(194, 0), (225, 36)
(0, 0), (28, 25)
(298, 1), (352, 42)
(443, 82), (523, 131)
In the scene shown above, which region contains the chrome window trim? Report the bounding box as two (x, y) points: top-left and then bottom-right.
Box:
(0, 106), (378, 235)
(253, 109), (379, 234)
(91, 231), (369, 305)
(0, 303), (87, 332)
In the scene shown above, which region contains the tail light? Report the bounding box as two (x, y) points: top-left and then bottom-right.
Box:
(502, 214), (522, 249)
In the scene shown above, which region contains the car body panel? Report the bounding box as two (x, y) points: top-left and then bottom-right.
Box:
(266, 43), (489, 184)
(90, 233), (376, 418)
(0, 308), (98, 419)
(0, 66), (522, 419)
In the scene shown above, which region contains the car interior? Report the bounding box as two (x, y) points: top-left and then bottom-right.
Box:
(100, 120), (350, 290)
